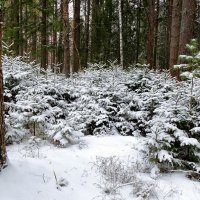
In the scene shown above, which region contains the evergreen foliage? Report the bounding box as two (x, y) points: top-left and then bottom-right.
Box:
(175, 39), (200, 79)
(3, 57), (200, 171)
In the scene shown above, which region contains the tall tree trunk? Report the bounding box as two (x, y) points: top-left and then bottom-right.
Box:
(90, 0), (97, 62)
(83, 0), (90, 68)
(153, 0), (159, 69)
(31, 9), (37, 62)
(14, 0), (20, 55)
(57, 1), (63, 69)
(146, 0), (156, 69)
(0, 7), (7, 169)
(169, 0), (182, 77)
(63, 0), (70, 77)
(19, 0), (23, 56)
(41, 0), (48, 70)
(118, 0), (124, 68)
(179, 0), (196, 55)
(52, 0), (57, 66)
(166, 0), (173, 69)
(72, 0), (81, 73)
(136, 0), (141, 64)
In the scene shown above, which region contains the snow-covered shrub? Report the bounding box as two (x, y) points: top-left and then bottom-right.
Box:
(2, 56), (200, 170)
(147, 78), (200, 170)
(174, 39), (200, 80)
(94, 156), (156, 200)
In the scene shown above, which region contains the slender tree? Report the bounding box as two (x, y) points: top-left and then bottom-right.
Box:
(136, 0), (141, 64)
(166, 0), (173, 69)
(146, 0), (156, 69)
(118, 0), (124, 68)
(72, 0), (81, 73)
(153, 0), (159, 68)
(83, 0), (90, 68)
(0, 6), (7, 169)
(63, 0), (70, 77)
(41, 0), (48, 70)
(169, 0), (182, 77)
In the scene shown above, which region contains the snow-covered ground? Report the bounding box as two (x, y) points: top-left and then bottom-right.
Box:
(1, 135), (200, 200)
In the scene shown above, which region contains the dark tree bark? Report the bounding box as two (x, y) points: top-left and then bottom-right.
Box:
(136, 0), (141, 64)
(153, 0), (159, 68)
(19, 0), (23, 56)
(0, 7), (7, 169)
(63, 0), (70, 77)
(179, 0), (196, 55)
(166, 0), (173, 69)
(52, 0), (58, 66)
(13, 0), (20, 55)
(90, 0), (98, 62)
(146, 0), (156, 69)
(169, 0), (182, 77)
(72, 0), (81, 73)
(41, 0), (48, 70)
(83, 0), (90, 68)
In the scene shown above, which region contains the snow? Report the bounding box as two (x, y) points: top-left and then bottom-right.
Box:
(1, 57), (200, 199)
(1, 135), (200, 200)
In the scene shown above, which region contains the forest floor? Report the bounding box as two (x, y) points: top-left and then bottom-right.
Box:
(1, 135), (200, 200)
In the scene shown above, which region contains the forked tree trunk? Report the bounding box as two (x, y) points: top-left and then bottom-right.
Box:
(0, 8), (7, 169)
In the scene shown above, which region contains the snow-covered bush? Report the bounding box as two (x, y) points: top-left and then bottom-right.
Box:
(174, 39), (200, 80)
(94, 156), (156, 200)
(2, 56), (200, 170)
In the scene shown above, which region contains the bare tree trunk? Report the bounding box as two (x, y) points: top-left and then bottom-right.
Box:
(19, 0), (23, 57)
(52, 0), (57, 66)
(146, 0), (156, 69)
(0, 8), (7, 169)
(57, 1), (63, 70)
(41, 0), (48, 70)
(72, 0), (81, 73)
(63, 0), (70, 77)
(14, 0), (20, 55)
(169, 0), (182, 78)
(118, 0), (124, 68)
(153, 0), (159, 69)
(90, 0), (97, 62)
(136, 0), (141, 64)
(166, 0), (173, 69)
(179, 0), (196, 55)
(83, 0), (90, 68)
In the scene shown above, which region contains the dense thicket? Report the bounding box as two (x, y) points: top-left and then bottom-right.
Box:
(0, 0), (200, 172)
(3, 57), (200, 171)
